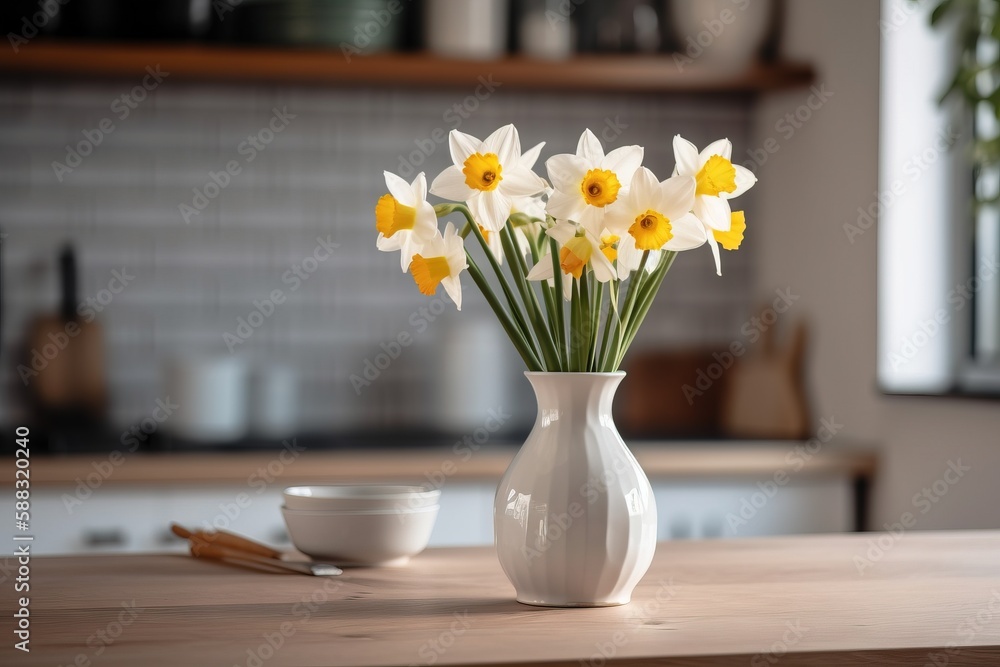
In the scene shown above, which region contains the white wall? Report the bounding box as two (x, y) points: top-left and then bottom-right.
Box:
(751, 0), (1000, 530)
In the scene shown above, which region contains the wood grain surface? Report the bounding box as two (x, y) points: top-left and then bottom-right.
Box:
(3, 531), (998, 666)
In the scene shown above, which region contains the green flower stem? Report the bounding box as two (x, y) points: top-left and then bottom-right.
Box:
(550, 238), (568, 367)
(570, 279), (583, 371)
(465, 252), (543, 370)
(603, 251), (648, 371)
(454, 205), (539, 362)
(597, 278), (620, 372)
(590, 278), (603, 371)
(617, 251), (677, 366)
(501, 226), (561, 371)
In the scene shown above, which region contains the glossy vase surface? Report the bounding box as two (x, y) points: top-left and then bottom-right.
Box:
(494, 372), (657, 607)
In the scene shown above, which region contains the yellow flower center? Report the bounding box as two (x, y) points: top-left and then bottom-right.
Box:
(580, 169), (621, 207)
(375, 194), (416, 238)
(599, 234), (619, 262)
(629, 209), (673, 250)
(559, 236), (592, 279)
(463, 152), (503, 192)
(713, 211), (746, 251)
(695, 155), (737, 198)
(410, 254), (451, 296)
(478, 225), (491, 243)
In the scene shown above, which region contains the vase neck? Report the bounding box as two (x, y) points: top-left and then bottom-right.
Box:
(525, 372), (624, 425)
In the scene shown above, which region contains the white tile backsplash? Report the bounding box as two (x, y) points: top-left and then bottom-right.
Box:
(0, 80), (756, 430)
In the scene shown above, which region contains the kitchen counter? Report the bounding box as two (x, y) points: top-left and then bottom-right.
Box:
(1, 442), (877, 485)
(7, 531), (999, 666)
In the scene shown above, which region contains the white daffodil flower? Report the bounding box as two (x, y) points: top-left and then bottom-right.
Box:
(545, 129), (644, 237)
(526, 221), (616, 299)
(375, 171), (439, 271)
(672, 135), (756, 275)
(604, 166), (707, 279)
(430, 125), (548, 232)
(409, 222), (468, 310)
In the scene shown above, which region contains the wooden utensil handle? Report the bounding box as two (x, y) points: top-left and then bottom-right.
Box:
(207, 530), (283, 559)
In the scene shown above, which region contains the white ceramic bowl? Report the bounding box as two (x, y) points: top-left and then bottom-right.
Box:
(282, 485), (440, 512)
(281, 504), (439, 566)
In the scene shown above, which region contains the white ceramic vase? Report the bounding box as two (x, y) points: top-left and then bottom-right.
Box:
(494, 372), (657, 607)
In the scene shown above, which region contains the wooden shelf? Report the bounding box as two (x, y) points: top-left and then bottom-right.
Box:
(0, 41), (815, 93)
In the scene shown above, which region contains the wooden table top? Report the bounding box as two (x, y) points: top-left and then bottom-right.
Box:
(3, 443), (877, 486)
(4, 530), (998, 666)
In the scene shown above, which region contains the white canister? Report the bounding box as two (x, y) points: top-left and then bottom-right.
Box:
(249, 363), (298, 439)
(163, 355), (248, 443)
(426, 0), (509, 60)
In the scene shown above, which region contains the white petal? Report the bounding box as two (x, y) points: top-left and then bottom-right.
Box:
(707, 235), (722, 276)
(442, 275), (463, 310)
(414, 201), (439, 241)
(660, 175), (696, 221)
(519, 141), (545, 169)
(398, 234), (419, 271)
(601, 145), (643, 185)
(484, 124), (520, 167)
(699, 138), (732, 163)
(546, 189), (587, 222)
(499, 165), (547, 197)
(527, 259), (554, 281)
(663, 212), (708, 251)
(578, 205), (606, 238)
(725, 164), (758, 199)
(694, 195), (732, 231)
(470, 190), (511, 232)
(616, 234), (642, 281)
(673, 135), (700, 176)
(584, 229), (616, 283)
(546, 221), (578, 245)
(646, 249), (662, 273)
(576, 128), (605, 163)
(411, 172), (427, 203)
(545, 153), (589, 192)
(384, 171), (415, 205)
(376, 232), (401, 252)
(430, 165), (474, 201)
(449, 130), (481, 165)
(630, 167), (661, 209)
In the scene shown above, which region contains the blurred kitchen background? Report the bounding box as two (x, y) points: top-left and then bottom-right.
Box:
(0, 0), (998, 554)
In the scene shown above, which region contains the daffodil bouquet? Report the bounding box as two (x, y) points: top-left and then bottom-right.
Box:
(374, 125), (756, 372)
